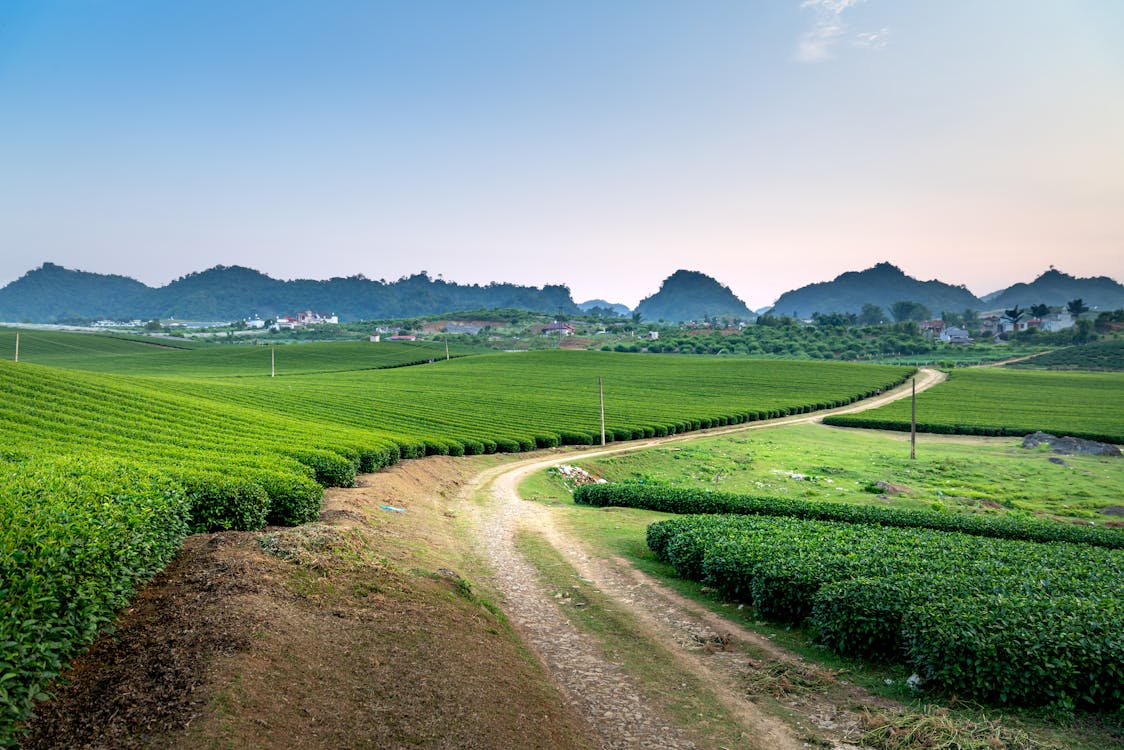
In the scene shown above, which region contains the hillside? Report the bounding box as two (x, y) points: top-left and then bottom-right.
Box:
(984, 268), (1124, 310)
(634, 270), (752, 322)
(769, 262), (983, 318)
(0, 263), (581, 323)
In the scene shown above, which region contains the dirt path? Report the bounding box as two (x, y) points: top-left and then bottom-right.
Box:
(463, 368), (945, 749)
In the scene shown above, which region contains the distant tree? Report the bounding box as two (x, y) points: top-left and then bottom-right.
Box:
(941, 310), (964, 328)
(144, 319), (162, 331)
(1003, 305), (1024, 329)
(961, 308), (980, 332)
(858, 304), (887, 326)
(812, 312), (852, 327)
(1029, 303), (1050, 319)
(1074, 318), (1095, 344)
(1066, 298), (1090, 317)
(889, 300), (931, 323)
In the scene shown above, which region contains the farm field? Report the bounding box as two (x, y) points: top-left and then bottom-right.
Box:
(0, 328), (479, 377)
(824, 367), (1124, 443)
(1010, 340), (1124, 371)
(569, 423), (1124, 522)
(0, 342), (914, 742)
(644, 513), (1122, 710)
(517, 423), (1124, 748)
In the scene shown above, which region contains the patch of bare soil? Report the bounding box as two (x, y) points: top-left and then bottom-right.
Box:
(21, 457), (594, 750)
(19, 533), (265, 750)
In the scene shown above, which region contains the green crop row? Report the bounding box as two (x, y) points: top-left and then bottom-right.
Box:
(0, 350), (914, 739)
(647, 514), (1124, 711)
(1011, 340), (1124, 371)
(573, 483), (1124, 548)
(823, 368), (1124, 444)
(0, 456), (190, 746)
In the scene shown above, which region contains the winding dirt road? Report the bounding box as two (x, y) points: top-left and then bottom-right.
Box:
(462, 368), (946, 750)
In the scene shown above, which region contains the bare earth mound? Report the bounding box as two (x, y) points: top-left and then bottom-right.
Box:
(20, 457), (594, 750)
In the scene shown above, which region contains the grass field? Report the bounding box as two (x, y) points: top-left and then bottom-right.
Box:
(824, 367), (1124, 444)
(570, 423), (1124, 522)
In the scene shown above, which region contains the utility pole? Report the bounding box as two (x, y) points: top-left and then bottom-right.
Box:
(13, 332), (18, 363)
(599, 376), (606, 446)
(271, 346), (275, 378)
(445, 339), (450, 361)
(910, 377), (916, 460)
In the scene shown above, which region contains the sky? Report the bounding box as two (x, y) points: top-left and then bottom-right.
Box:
(1, 1), (1122, 309)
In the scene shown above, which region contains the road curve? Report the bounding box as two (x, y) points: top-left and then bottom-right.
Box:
(462, 367), (946, 750)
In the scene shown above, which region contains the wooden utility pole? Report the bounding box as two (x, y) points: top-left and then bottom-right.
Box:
(599, 376), (606, 446)
(445, 339), (450, 361)
(13, 332), (18, 363)
(910, 377), (916, 460)
(271, 346), (275, 378)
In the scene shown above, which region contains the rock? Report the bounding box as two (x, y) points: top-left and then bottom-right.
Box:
(1021, 431), (1122, 457)
(873, 480), (910, 495)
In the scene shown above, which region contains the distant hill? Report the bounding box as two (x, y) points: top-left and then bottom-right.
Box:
(984, 269), (1124, 311)
(577, 299), (630, 316)
(634, 270), (752, 322)
(0, 263), (580, 323)
(769, 262), (983, 318)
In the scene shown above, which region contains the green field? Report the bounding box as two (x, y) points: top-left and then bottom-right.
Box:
(0, 336), (914, 739)
(0, 328), (479, 377)
(570, 423), (1124, 521)
(646, 513), (1122, 711)
(824, 368), (1124, 444)
(1010, 340), (1124, 371)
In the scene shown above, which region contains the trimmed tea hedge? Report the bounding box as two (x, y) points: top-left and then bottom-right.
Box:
(646, 514), (1124, 711)
(823, 368), (1124, 444)
(575, 483), (1124, 549)
(0, 457), (190, 745)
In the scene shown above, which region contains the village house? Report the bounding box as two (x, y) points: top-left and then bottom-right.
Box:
(918, 319), (946, 338)
(541, 322), (576, 336)
(940, 326), (972, 344)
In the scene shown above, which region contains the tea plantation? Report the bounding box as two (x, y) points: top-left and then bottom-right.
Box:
(824, 367), (1124, 443)
(0, 341), (912, 740)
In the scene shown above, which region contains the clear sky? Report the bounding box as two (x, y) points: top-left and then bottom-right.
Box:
(1, 1), (1122, 309)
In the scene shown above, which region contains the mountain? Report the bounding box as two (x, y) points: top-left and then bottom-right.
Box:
(769, 262), (982, 318)
(634, 270), (753, 322)
(0, 262), (156, 323)
(984, 269), (1124, 311)
(0, 264), (581, 323)
(577, 299), (630, 316)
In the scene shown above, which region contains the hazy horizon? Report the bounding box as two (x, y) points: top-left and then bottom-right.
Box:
(2, 2), (1122, 309)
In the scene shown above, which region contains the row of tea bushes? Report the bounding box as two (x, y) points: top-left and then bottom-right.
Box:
(822, 368), (1124, 445)
(647, 514), (1124, 711)
(0, 456), (190, 745)
(574, 483), (1124, 548)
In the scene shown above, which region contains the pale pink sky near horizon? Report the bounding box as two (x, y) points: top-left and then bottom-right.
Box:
(2, 1), (1121, 309)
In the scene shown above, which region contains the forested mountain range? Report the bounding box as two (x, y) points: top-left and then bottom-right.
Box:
(0, 263), (580, 323)
(0, 261), (1120, 324)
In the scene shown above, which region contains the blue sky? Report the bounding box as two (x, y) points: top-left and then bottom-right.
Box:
(1, 1), (1122, 308)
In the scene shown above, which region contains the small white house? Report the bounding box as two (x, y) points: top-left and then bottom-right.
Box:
(1041, 312), (1075, 332)
(647, 331), (660, 340)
